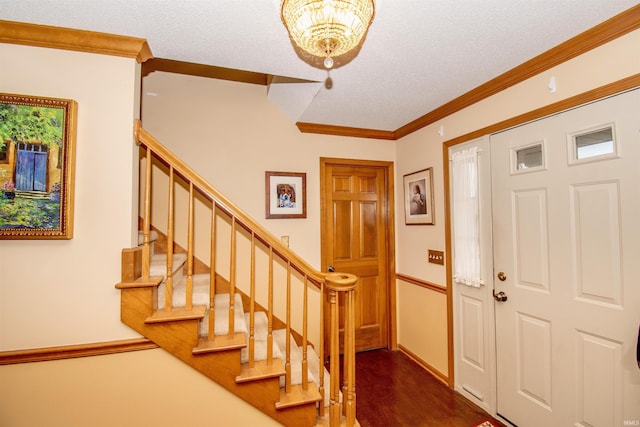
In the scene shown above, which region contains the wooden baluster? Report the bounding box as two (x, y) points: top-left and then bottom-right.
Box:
(164, 166), (175, 312)
(267, 247), (274, 365)
(318, 282), (325, 417)
(248, 232), (256, 368)
(185, 181), (194, 310)
(141, 147), (152, 279)
(208, 202), (217, 340)
(285, 261), (292, 394)
(228, 216), (236, 335)
(345, 287), (356, 426)
(302, 274), (309, 390)
(328, 287), (340, 426)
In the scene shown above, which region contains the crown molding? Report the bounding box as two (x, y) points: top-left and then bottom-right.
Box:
(0, 20), (153, 63)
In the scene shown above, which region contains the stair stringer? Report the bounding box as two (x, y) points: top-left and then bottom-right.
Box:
(117, 270), (319, 427)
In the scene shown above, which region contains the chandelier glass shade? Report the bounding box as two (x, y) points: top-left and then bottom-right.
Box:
(281, 0), (375, 70)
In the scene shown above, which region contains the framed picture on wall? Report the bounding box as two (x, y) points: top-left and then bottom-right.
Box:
(0, 93), (78, 239)
(403, 167), (434, 225)
(265, 171), (306, 219)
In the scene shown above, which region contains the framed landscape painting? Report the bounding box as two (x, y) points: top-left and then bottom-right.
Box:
(0, 93), (78, 239)
(265, 171), (306, 219)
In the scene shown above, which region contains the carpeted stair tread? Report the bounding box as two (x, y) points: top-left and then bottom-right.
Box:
(137, 229), (159, 246)
(201, 292), (248, 336)
(157, 276), (248, 337)
(149, 253), (187, 278)
(306, 344), (335, 405)
(273, 329), (319, 388)
(240, 311), (282, 363)
(157, 271), (210, 309)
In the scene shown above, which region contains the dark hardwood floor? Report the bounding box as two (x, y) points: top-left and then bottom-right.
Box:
(350, 349), (507, 427)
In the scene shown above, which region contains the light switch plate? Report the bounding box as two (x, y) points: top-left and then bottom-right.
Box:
(428, 249), (444, 265)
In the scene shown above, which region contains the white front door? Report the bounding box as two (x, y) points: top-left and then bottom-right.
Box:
(491, 89), (640, 426)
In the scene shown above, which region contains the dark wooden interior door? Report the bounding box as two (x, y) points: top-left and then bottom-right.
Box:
(321, 158), (391, 354)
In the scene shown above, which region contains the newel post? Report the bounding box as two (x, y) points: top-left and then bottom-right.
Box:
(325, 272), (357, 427)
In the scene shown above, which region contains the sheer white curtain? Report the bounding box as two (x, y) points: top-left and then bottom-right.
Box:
(451, 147), (482, 287)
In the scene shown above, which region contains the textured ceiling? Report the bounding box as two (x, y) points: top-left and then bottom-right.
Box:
(1, 0), (637, 131)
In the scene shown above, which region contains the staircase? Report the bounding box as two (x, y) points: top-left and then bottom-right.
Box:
(115, 121), (358, 427)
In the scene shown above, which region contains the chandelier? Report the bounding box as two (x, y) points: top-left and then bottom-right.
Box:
(281, 0), (375, 73)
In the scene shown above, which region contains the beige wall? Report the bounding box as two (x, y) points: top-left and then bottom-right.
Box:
(0, 43), (141, 351)
(397, 278), (448, 375)
(0, 349), (280, 427)
(394, 29), (640, 378)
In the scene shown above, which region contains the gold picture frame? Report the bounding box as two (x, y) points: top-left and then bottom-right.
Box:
(0, 93), (78, 239)
(403, 167), (434, 225)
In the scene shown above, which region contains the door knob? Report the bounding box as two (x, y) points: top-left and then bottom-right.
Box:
(328, 265), (335, 272)
(493, 290), (508, 302)
(497, 271), (507, 281)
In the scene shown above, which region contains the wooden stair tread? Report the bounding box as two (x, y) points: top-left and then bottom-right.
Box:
(236, 358), (286, 383)
(193, 332), (247, 354)
(145, 305), (206, 323)
(276, 383), (322, 409)
(115, 275), (164, 289)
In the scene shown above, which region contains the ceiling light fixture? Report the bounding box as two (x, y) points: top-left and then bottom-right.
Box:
(281, 0), (375, 87)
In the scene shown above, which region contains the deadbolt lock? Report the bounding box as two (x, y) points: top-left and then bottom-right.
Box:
(497, 271), (507, 281)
